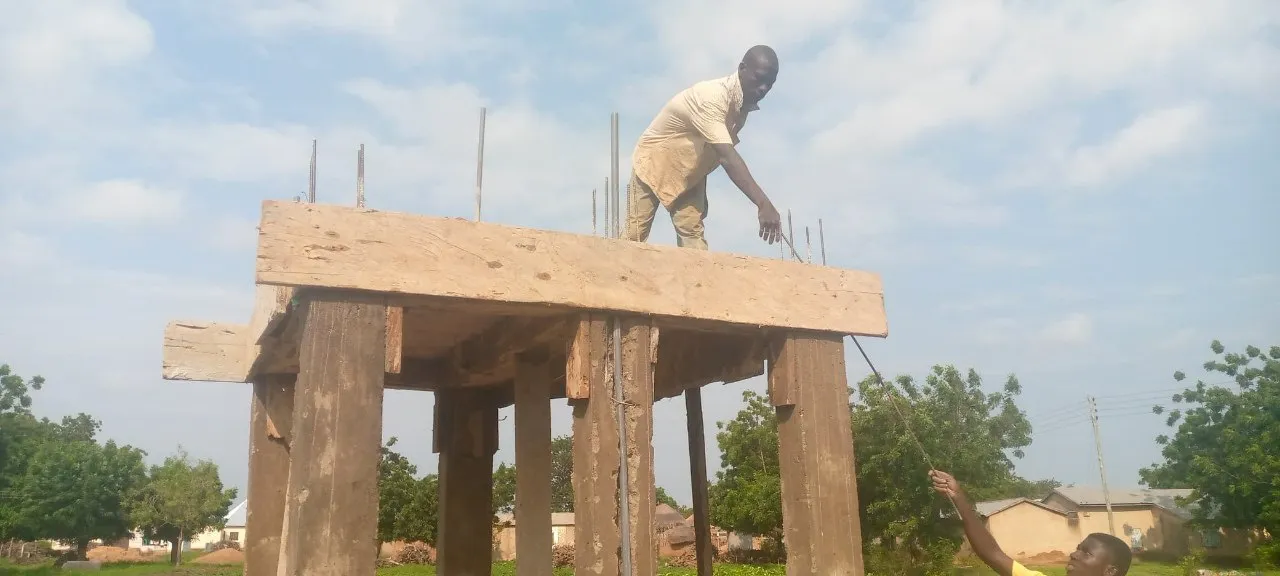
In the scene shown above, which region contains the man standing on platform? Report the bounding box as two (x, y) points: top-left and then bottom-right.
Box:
(625, 45), (784, 250)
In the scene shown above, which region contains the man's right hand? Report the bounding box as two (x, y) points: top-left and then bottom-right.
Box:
(929, 470), (960, 499)
(758, 201), (782, 245)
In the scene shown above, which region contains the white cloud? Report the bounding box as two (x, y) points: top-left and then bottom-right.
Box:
(1066, 104), (1206, 186)
(0, 0), (154, 126)
(1039, 313), (1094, 346)
(58, 180), (184, 224)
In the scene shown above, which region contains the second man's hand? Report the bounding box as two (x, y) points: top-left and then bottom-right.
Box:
(929, 469), (960, 499)
(758, 201), (782, 245)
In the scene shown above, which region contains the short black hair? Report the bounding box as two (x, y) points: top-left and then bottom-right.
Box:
(1086, 532), (1132, 575)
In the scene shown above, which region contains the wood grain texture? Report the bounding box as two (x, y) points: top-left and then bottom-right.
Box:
(254, 201), (889, 335)
(277, 296), (385, 576)
(163, 321), (250, 382)
(244, 375), (294, 576)
(773, 334), (865, 575)
(385, 307), (403, 373)
(571, 329), (620, 575)
(565, 316), (606, 400)
(514, 356), (553, 576)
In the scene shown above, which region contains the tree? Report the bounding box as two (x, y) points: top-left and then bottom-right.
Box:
(14, 438), (147, 559)
(488, 434), (576, 516)
(377, 438), (440, 546)
(0, 365), (104, 541)
(549, 435), (574, 513)
(708, 390), (782, 539)
(657, 487), (692, 516)
(129, 449), (237, 565)
(493, 463), (517, 515)
(708, 365), (1040, 570)
(1140, 340), (1280, 536)
(852, 366), (1032, 569)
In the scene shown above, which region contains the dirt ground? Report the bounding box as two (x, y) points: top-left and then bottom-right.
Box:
(86, 546), (165, 562)
(191, 548), (245, 564)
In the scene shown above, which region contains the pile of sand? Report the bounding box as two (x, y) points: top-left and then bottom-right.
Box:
(193, 548), (245, 564)
(86, 546), (161, 562)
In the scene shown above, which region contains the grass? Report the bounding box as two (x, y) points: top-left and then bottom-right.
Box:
(4, 558), (1278, 575)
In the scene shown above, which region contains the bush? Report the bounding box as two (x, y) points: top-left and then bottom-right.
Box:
(551, 544), (574, 567)
(209, 540), (241, 552)
(1247, 539), (1279, 570)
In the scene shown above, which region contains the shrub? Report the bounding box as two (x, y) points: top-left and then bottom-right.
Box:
(551, 544), (574, 567)
(392, 541), (435, 565)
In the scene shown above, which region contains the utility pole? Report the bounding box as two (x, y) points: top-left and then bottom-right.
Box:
(1088, 395), (1116, 536)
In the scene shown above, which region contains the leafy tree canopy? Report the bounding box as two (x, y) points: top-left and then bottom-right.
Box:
(14, 438), (147, 559)
(1140, 340), (1280, 535)
(129, 448), (237, 565)
(377, 437), (440, 545)
(709, 365), (1049, 566)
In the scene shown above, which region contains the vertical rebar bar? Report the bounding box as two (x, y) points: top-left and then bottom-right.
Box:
(604, 177), (610, 237)
(805, 226), (812, 263)
(475, 107), (487, 221)
(786, 209), (795, 261)
(818, 218), (827, 265)
(356, 144), (366, 208)
(307, 139), (317, 204)
(611, 111), (633, 576)
(592, 188), (598, 236)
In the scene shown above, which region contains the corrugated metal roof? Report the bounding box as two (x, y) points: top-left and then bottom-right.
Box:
(1050, 486), (1194, 517)
(225, 500), (247, 527)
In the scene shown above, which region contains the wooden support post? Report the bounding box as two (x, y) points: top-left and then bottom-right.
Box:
(570, 314), (619, 575)
(771, 333), (865, 575)
(244, 374), (294, 576)
(515, 353), (553, 576)
(620, 319), (659, 574)
(685, 388), (714, 576)
(277, 293), (385, 576)
(436, 388), (499, 576)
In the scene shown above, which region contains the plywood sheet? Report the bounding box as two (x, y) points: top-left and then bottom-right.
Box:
(254, 201), (888, 336)
(163, 321), (250, 382)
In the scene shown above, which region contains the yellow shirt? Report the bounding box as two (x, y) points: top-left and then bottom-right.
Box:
(631, 72), (758, 207)
(1012, 561), (1047, 576)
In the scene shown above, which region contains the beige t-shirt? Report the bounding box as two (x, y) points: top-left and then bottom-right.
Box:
(631, 72), (758, 207)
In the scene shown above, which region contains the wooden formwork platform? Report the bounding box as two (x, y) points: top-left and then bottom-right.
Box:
(162, 200), (888, 576)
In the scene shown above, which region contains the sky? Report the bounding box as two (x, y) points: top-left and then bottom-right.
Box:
(1, 0), (1277, 509)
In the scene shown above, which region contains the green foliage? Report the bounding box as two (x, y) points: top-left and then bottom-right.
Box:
(378, 437), (439, 545)
(853, 366), (1033, 563)
(656, 487), (691, 516)
(486, 434), (576, 517)
(708, 366), (1042, 569)
(708, 390), (781, 539)
(1139, 340), (1280, 534)
(548, 435), (573, 513)
(129, 448), (237, 565)
(493, 463), (516, 515)
(0, 364), (43, 415)
(13, 437), (147, 558)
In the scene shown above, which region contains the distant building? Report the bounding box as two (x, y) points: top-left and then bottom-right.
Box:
(970, 486), (1264, 562)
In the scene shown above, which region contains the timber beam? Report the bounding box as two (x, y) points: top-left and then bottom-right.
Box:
(254, 200), (888, 336)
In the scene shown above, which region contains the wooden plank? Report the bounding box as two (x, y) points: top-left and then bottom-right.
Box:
(622, 319), (658, 575)
(773, 334), (865, 575)
(385, 307), (404, 373)
(766, 334), (800, 407)
(436, 389), (498, 575)
(277, 294), (385, 576)
(514, 355), (553, 576)
(163, 321), (250, 382)
(244, 375), (294, 576)
(684, 388), (713, 576)
(654, 330), (766, 401)
(565, 315), (605, 400)
(448, 315), (575, 385)
(254, 201), (889, 336)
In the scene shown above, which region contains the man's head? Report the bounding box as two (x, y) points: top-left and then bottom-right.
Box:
(738, 45), (779, 106)
(1067, 533), (1132, 576)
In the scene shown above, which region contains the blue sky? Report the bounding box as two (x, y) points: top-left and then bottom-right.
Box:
(1, 0), (1277, 508)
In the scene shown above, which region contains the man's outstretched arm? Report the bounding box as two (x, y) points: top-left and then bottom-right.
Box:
(930, 470), (1016, 576)
(710, 143), (782, 244)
